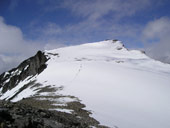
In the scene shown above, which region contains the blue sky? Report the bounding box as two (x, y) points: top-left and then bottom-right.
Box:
(0, 0), (170, 73)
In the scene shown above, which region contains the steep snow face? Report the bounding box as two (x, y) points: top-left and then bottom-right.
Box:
(38, 40), (170, 128)
(1, 40), (170, 128)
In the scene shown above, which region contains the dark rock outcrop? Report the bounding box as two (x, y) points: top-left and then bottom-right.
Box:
(0, 51), (48, 94)
(0, 101), (90, 128)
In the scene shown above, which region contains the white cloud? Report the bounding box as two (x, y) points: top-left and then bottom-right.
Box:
(0, 54), (22, 73)
(30, 10), (142, 46)
(0, 17), (43, 55)
(0, 17), (23, 54)
(143, 17), (170, 39)
(0, 17), (46, 74)
(143, 17), (170, 63)
(61, 0), (152, 21)
(0, 17), (63, 73)
(0, 17), (41, 73)
(32, 0), (154, 45)
(26, 0), (161, 48)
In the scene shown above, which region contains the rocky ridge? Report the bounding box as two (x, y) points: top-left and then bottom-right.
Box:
(0, 51), (47, 94)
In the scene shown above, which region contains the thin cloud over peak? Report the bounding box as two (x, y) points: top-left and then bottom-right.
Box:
(143, 17), (170, 63)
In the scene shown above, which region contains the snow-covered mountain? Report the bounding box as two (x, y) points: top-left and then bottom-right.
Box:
(0, 40), (170, 128)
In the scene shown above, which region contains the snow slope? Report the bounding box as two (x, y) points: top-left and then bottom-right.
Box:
(1, 40), (170, 128)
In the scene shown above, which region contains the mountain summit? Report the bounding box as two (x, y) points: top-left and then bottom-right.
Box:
(0, 40), (170, 128)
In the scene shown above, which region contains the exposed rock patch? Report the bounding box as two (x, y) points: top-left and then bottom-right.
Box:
(0, 100), (91, 128)
(0, 51), (48, 94)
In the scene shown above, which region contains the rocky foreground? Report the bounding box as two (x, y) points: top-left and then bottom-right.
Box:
(0, 100), (106, 128)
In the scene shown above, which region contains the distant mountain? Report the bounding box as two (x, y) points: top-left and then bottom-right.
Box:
(0, 40), (170, 128)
